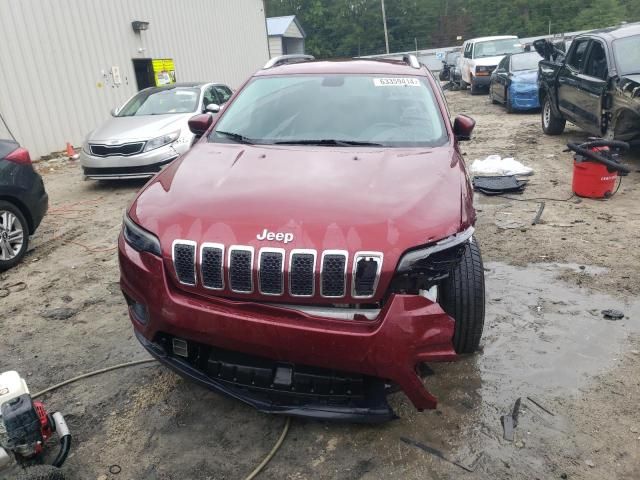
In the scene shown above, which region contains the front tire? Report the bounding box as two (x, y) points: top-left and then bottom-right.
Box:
(470, 78), (482, 95)
(0, 200), (29, 271)
(440, 240), (485, 354)
(541, 95), (566, 135)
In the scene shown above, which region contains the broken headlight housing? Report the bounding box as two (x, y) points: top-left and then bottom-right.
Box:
(123, 214), (161, 256)
(388, 227), (474, 295)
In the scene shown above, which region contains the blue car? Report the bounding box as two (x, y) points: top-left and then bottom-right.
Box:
(489, 51), (543, 112)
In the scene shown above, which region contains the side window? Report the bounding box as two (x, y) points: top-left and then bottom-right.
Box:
(498, 56), (509, 71)
(464, 43), (472, 59)
(584, 41), (608, 80)
(567, 39), (590, 71)
(213, 85), (232, 104)
(202, 86), (220, 107)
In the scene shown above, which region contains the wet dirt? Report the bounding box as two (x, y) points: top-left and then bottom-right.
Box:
(1, 89), (639, 480)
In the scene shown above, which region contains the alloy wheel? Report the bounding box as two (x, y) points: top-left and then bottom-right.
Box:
(0, 210), (24, 261)
(543, 100), (551, 128)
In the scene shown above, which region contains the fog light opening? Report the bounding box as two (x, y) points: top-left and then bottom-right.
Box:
(124, 292), (149, 325)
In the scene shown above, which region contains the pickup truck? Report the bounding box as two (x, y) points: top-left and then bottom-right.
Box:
(535, 23), (640, 143)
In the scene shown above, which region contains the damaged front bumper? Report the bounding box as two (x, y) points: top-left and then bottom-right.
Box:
(119, 238), (457, 422)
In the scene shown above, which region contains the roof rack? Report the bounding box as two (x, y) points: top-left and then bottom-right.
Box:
(263, 54), (315, 69)
(402, 54), (421, 69)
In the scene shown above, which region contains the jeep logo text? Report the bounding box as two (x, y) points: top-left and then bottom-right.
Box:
(257, 229), (294, 244)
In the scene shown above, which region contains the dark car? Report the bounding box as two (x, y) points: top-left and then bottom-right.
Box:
(536, 23), (640, 140)
(0, 140), (48, 271)
(489, 51), (543, 112)
(439, 51), (461, 81)
(118, 54), (485, 422)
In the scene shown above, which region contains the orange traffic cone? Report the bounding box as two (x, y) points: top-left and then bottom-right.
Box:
(66, 142), (79, 160)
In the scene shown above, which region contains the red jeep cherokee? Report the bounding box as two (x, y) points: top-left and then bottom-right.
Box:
(119, 55), (484, 422)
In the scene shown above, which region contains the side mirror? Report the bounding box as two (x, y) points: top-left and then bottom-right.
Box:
(204, 103), (221, 114)
(188, 113), (214, 137)
(453, 115), (475, 141)
(110, 106), (121, 116)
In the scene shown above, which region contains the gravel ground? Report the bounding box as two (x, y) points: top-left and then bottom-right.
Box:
(1, 88), (639, 480)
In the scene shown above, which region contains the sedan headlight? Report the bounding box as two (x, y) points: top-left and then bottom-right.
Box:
(143, 130), (180, 152)
(396, 227), (474, 274)
(123, 214), (161, 256)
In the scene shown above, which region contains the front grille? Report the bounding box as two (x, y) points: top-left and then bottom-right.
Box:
(176, 243), (383, 301)
(289, 251), (316, 296)
(89, 142), (145, 157)
(173, 241), (196, 286)
(321, 252), (348, 298)
(259, 249), (284, 295)
(229, 247), (254, 293)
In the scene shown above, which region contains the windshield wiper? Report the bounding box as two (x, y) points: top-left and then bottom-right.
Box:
(215, 130), (255, 145)
(274, 139), (383, 147)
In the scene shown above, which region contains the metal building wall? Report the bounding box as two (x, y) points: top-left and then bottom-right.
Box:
(0, 0), (269, 158)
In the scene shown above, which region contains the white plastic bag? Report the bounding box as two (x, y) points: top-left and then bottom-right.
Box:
(470, 155), (533, 176)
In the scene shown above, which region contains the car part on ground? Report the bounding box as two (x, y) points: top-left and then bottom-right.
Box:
(535, 24), (640, 142)
(472, 176), (528, 195)
(0, 140), (48, 271)
(79, 82), (233, 180)
(566, 139), (630, 198)
(0, 372), (71, 478)
(120, 54), (484, 421)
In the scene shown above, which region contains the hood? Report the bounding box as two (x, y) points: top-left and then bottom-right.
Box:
(511, 70), (538, 84)
(132, 142), (467, 266)
(89, 113), (192, 142)
(472, 56), (505, 67)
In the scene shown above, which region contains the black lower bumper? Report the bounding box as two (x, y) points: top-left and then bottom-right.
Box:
(135, 330), (396, 423)
(82, 157), (177, 179)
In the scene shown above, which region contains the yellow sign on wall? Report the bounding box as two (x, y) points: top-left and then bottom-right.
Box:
(152, 58), (176, 86)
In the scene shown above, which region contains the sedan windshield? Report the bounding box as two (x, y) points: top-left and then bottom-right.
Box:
(511, 52), (542, 71)
(209, 75), (447, 148)
(474, 39), (523, 58)
(613, 35), (640, 76)
(117, 87), (200, 116)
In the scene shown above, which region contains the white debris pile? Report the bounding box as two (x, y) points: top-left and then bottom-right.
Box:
(470, 155), (533, 176)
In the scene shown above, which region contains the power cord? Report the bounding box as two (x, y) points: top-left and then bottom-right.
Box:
(33, 358), (291, 479)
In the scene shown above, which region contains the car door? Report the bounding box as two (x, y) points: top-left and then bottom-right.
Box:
(557, 38), (590, 123)
(572, 39), (609, 134)
(461, 42), (473, 83)
(492, 56), (510, 102)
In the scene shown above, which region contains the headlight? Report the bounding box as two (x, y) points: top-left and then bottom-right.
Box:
(396, 227), (474, 274)
(143, 130), (180, 152)
(123, 214), (161, 256)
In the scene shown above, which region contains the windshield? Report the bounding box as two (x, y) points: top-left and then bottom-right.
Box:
(209, 75), (447, 148)
(117, 87), (200, 116)
(613, 35), (640, 76)
(511, 52), (542, 71)
(474, 39), (523, 59)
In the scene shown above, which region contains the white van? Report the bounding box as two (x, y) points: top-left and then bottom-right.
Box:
(459, 36), (523, 94)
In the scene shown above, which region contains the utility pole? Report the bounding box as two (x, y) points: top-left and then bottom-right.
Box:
(381, 0), (390, 54)
(548, 19), (551, 35)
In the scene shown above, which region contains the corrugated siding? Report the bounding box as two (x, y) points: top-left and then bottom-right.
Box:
(0, 0), (269, 158)
(268, 36), (283, 58)
(284, 21), (304, 39)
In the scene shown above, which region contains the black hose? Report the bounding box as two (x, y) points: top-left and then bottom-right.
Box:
(51, 435), (72, 468)
(566, 142), (631, 174)
(576, 139), (630, 152)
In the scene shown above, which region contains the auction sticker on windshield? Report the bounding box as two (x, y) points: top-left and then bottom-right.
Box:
(374, 77), (421, 87)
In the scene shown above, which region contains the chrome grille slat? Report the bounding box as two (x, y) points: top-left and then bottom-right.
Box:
(289, 249), (316, 297)
(200, 243), (224, 290)
(172, 240), (197, 286)
(228, 246), (254, 293)
(258, 248), (285, 295)
(352, 252), (384, 299)
(320, 250), (348, 298)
